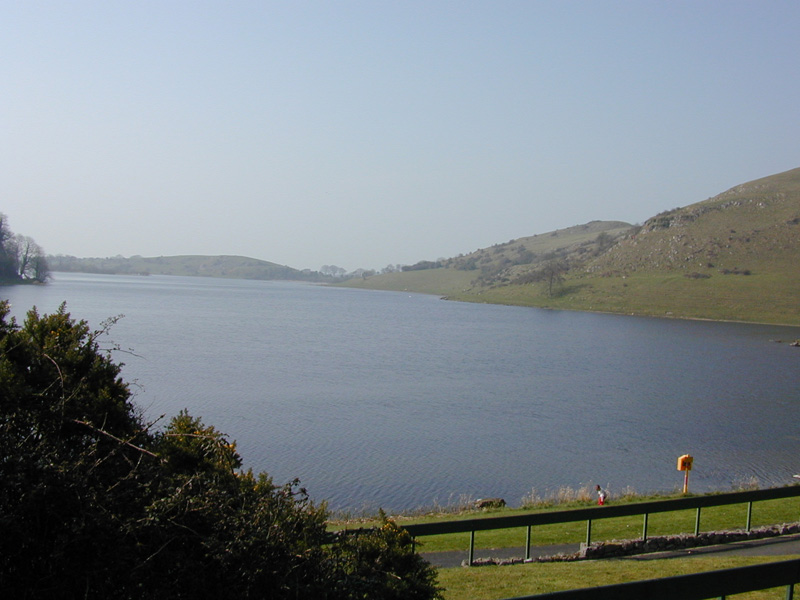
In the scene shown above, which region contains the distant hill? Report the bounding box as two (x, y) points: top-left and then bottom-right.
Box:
(47, 254), (329, 282)
(344, 167), (800, 325)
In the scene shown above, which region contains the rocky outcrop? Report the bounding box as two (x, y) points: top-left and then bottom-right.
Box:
(475, 498), (506, 509)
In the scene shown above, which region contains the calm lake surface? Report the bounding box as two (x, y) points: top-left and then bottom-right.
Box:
(3, 272), (800, 512)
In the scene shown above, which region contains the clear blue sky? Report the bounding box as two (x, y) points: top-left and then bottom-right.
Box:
(3, 1), (799, 271)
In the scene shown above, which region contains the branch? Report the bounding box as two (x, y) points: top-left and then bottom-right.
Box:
(71, 419), (158, 458)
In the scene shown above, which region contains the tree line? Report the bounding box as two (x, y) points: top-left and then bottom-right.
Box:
(0, 213), (49, 283)
(0, 302), (442, 599)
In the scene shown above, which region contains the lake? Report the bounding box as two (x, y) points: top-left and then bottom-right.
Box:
(3, 272), (800, 512)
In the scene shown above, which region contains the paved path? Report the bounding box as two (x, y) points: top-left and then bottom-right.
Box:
(422, 533), (800, 568)
(626, 532), (800, 560)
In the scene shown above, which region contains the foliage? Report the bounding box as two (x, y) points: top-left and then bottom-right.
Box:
(0, 212), (49, 282)
(0, 302), (442, 599)
(402, 260), (444, 272)
(329, 511), (443, 600)
(0, 302), (153, 597)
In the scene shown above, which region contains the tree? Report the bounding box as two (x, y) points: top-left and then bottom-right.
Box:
(594, 231), (615, 255)
(30, 252), (50, 282)
(0, 213), (17, 279)
(0, 214), (49, 282)
(541, 259), (569, 297)
(0, 302), (443, 599)
(13, 234), (46, 280)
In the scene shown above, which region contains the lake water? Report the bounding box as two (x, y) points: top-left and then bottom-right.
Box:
(3, 272), (800, 512)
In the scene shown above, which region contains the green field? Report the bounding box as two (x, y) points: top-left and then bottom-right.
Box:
(436, 556), (794, 600)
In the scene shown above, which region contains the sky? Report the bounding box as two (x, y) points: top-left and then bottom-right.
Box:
(2, 1), (799, 272)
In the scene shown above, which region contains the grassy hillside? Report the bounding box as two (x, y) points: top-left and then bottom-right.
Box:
(345, 167), (800, 325)
(47, 254), (327, 282)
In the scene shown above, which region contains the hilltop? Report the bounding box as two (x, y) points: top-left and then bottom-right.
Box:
(46, 254), (329, 282)
(343, 167), (800, 325)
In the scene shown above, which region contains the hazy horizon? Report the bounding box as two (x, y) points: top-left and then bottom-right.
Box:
(4, 2), (799, 271)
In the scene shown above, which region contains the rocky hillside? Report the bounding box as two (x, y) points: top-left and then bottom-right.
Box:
(347, 166), (800, 324)
(438, 220), (633, 287)
(587, 167), (800, 277)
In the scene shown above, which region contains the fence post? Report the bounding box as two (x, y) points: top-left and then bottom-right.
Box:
(695, 507), (702, 536)
(786, 583), (795, 600)
(468, 530), (475, 566)
(525, 525), (532, 561)
(586, 519), (592, 546)
(747, 501), (753, 532)
(642, 512), (649, 541)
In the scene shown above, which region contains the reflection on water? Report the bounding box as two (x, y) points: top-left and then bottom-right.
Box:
(3, 272), (800, 511)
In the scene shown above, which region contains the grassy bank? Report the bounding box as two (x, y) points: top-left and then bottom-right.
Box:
(339, 267), (800, 326)
(444, 271), (800, 326)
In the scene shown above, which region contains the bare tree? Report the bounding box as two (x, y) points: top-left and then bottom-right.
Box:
(9, 234), (48, 281)
(15, 234), (33, 278)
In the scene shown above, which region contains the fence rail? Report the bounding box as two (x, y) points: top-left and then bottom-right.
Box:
(499, 558), (800, 600)
(402, 485), (800, 564)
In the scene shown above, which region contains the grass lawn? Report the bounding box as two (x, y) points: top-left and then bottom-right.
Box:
(436, 555), (798, 600)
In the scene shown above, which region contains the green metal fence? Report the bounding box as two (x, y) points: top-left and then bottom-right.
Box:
(402, 485), (800, 565)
